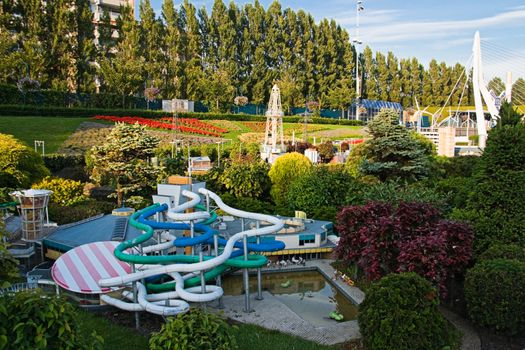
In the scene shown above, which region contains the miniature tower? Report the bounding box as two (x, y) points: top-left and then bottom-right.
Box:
(261, 84), (285, 162)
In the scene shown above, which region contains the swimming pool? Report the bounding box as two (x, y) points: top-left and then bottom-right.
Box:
(221, 270), (358, 327)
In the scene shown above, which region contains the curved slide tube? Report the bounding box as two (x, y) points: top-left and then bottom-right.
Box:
(99, 188), (285, 315)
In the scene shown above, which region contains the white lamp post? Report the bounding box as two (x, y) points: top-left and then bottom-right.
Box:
(353, 0), (364, 121)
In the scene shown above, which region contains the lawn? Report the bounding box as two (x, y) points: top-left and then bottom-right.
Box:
(0, 116), (88, 153)
(77, 310), (341, 350)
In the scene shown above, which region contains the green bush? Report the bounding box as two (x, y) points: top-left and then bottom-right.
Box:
(467, 124), (525, 254)
(0, 290), (102, 350)
(0, 133), (50, 188)
(220, 193), (275, 214)
(32, 176), (86, 206)
(478, 243), (525, 262)
(0, 223), (19, 288)
(465, 259), (525, 335)
(149, 308), (237, 350)
(269, 152), (313, 207)
(48, 200), (115, 225)
(43, 154), (85, 173)
(358, 272), (460, 350)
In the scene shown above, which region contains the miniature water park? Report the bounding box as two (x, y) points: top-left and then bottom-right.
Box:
(2, 0), (525, 349)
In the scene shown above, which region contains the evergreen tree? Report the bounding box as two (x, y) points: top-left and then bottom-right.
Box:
(498, 101), (523, 127)
(360, 109), (433, 182)
(90, 123), (162, 207)
(0, 5), (20, 84)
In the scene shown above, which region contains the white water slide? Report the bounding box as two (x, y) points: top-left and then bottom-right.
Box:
(98, 188), (284, 316)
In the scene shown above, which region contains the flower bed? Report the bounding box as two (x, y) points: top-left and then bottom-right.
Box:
(93, 115), (226, 137)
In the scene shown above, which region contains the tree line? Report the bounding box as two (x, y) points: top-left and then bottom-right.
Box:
(1, 0), (524, 112)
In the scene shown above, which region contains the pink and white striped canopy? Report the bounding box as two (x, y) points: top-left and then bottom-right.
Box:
(52, 241), (131, 294)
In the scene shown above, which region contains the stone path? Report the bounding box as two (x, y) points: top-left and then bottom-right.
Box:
(208, 259), (362, 345)
(209, 259), (481, 349)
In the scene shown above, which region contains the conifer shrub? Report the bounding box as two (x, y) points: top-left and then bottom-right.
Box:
(465, 259), (525, 335)
(358, 272), (460, 350)
(149, 308), (237, 350)
(0, 290), (102, 350)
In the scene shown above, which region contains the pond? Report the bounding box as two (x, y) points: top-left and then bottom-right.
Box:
(221, 270), (359, 327)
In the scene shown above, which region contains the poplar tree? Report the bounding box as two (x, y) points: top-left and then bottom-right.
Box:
(363, 46), (378, 100)
(99, 6), (144, 106)
(180, 0), (204, 100)
(140, 0), (165, 91)
(161, 0), (181, 98)
(376, 52), (388, 101)
(387, 51), (400, 102)
(75, 0), (97, 93)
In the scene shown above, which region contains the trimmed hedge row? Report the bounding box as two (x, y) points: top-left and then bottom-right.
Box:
(0, 104), (364, 125)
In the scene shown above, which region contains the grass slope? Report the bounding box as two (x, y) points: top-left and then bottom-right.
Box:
(0, 116), (88, 153)
(77, 311), (341, 350)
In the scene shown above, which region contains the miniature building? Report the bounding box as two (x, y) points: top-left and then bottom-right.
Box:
(10, 189), (52, 241)
(162, 99), (195, 113)
(189, 156), (212, 174)
(304, 148), (319, 163)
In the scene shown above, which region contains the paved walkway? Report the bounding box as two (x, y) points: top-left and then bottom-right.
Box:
(208, 259), (362, 345)
(209, 259), (480, 349)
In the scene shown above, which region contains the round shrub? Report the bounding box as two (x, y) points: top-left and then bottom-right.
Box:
(0, 133), (49, 188)
(149, 308), (237, 350)
(0, 290), (102, 350)
(358, 272), (460, 350)
(268, 152), (312, 207)
(465, 259), (525, 335)
(478, 243), (525, 262)
(32, 176), (86, 206)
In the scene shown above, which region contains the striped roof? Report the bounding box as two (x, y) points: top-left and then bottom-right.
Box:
(51, 241), (130, 294)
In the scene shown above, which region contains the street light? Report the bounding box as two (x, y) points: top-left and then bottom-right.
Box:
(215, 141), (222, 167)
(353, 0), (364, 121)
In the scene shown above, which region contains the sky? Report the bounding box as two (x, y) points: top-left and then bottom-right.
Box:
(147, 0), (525, 80)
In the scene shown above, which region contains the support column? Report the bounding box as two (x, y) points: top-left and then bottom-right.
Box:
(243, 234), (252, 313)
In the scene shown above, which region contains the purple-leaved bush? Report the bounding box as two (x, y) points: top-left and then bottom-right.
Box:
(336, 201), (473, 296)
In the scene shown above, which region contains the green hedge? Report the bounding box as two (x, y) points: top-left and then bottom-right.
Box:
(358, 272), (460, 350)
(465, 258), (525, 335)
(0, 104), (363, 125)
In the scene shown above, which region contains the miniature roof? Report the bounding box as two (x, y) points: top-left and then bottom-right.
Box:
(352, 99), (403, 110)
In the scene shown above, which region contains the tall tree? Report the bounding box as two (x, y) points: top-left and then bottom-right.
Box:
(99, 6), (144, 106)
(161, 0), (181, 98)
(362, 46), (378, 100)
(140, 0), (165, 91)
(375, 52), (388, 101)
(387, 51), (400, 102)
(74, 0), (97, 93)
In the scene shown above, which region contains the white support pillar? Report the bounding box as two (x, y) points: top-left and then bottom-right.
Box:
(506, 71), (513, 103)
(472, 31), (488, 149)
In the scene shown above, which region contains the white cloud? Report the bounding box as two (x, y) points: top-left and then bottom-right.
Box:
(358, 7), (525, 43)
